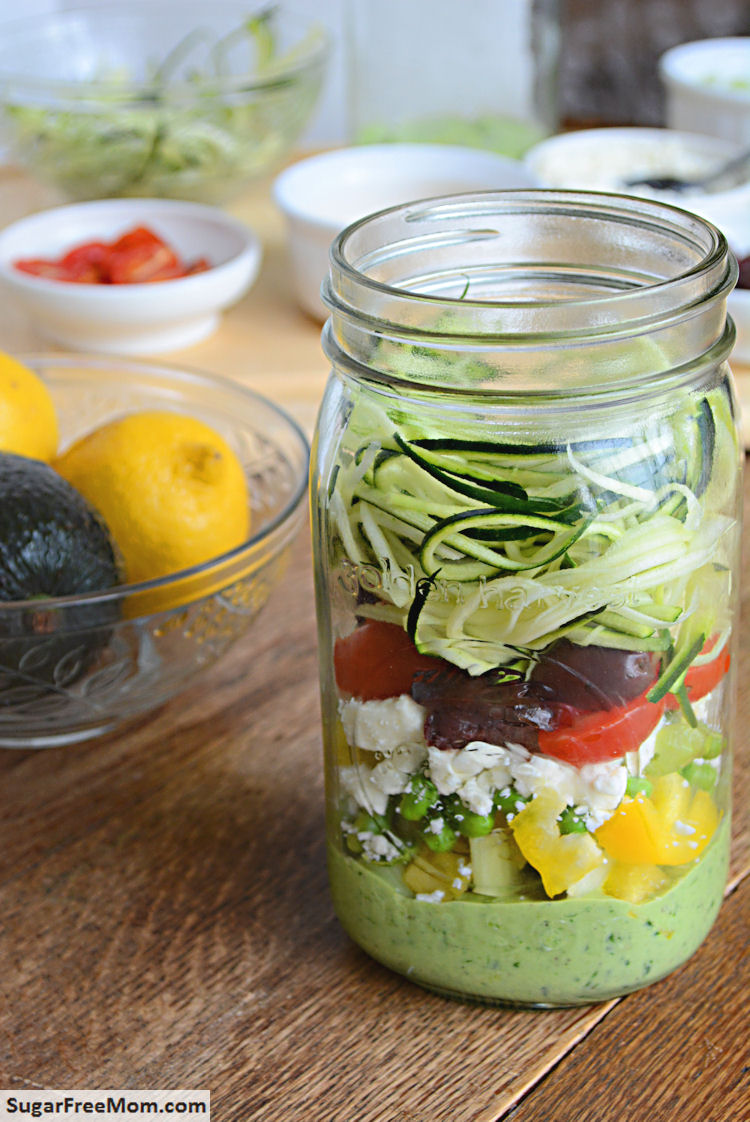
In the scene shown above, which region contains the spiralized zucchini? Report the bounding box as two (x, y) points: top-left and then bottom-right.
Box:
(330, 385), (737, 679)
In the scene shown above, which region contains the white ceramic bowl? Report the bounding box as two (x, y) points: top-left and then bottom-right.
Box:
(659, 38), (750, 146)
(273, 142), (539, 320)
(525, 127), (749, 201)
(0, 199), (262, 354)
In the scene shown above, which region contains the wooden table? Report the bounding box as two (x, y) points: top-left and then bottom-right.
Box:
(0, 167), (747, 1122)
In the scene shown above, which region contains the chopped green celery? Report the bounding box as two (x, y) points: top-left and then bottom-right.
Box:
(469, 829), (527, 896)
(680, 761), (719, 790)
(625, 775), (653, 797)
(645, 720), (725, 778)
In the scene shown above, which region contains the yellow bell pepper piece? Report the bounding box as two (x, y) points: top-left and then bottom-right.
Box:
(509, 788), (605, 898)
(594, 793), (666, 865)
(403, 845), (472, 900)
(595, 772), (719, 867)
(650, 770), (690, 825)
(604, 862), (668, 904)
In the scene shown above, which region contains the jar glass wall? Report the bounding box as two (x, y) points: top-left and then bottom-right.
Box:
(311, 190), (741, 1007)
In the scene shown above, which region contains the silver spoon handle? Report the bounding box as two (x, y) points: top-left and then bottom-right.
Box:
(696, 147), (750, 190)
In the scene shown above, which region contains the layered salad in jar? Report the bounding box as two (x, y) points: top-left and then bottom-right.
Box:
(322, 377), (738, 1005)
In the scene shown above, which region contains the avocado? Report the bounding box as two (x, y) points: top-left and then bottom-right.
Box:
(0, 452), (123, 703)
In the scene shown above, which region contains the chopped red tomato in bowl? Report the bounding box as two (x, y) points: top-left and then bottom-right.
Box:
(14, 225), (209, 285)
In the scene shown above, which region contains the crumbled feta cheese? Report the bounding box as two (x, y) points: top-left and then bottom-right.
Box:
(426, 741), (517, 813)
(625, 719), (661, 774)
(339, 765), (389, 816)
(454, 774), (495, 817)
(577, 759), (628, 829)
(415, 890), (445, 903)
(427, 816), (445, 834)
(514, 754), (578, 803)
(674, 820), (696, 836)
(339, 700), (631, 830)
(426, 738), (626, 830)
(357, 831), (402, 863)
(340, 695), (426, 756)
(339, 740), (427, 815)
(370, 742), (427, 794)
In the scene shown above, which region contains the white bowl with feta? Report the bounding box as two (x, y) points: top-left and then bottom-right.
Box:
(659, 37), (750, 146)
(524, 127), (749, 203)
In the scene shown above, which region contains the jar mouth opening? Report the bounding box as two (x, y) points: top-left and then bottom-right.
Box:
(324, 189), (736, 343)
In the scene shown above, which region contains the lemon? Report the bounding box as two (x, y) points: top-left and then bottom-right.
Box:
(54, 411), (250, 590)
(0, 353), (58, 462)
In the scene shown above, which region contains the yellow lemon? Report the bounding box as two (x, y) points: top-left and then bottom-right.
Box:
(0, 353), (58, 462)
(54, 411), (251, 593)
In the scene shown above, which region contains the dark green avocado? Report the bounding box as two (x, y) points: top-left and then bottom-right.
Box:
(0, 451), (123, 703)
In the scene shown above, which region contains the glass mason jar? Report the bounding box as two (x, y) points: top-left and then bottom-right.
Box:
(311, 190), (741, 1007)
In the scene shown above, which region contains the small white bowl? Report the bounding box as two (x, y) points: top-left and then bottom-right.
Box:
(273, 142), (538, 320)
(525, 127), (749, 202)
(659, 38), (750, 146)
(0, 198), (261, 354)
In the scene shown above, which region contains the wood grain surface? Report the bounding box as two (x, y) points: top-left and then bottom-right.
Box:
(0, 492), (746, 1121)
(0, 164), (747, 1122)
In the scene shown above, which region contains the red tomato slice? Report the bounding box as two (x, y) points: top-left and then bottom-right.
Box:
(14, 258), (71, 280)
(109, 226), (165, 253)
(537, 688), (666, 768)
(107, 229), (180, 284)
(665, 638), (730, 710)
(334, 620), (444, 701)
(184, 257), (210, 276)
(13, 226), (206, 285)
(59, 241), (109, 282)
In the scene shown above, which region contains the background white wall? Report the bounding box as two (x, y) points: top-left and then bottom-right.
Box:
(1, 1), (749, 140)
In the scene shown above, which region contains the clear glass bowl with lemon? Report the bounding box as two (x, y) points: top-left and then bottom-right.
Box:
(0, 352), (309, 748)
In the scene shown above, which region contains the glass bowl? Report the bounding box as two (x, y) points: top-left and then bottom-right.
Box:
(0, 354), (310, 749)
(0, 1), (329, 204)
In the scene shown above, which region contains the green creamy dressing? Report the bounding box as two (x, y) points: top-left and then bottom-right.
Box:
(327, 814), (730, 1006)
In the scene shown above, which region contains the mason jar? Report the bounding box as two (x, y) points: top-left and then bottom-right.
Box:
(311, 190), (741, 1007)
